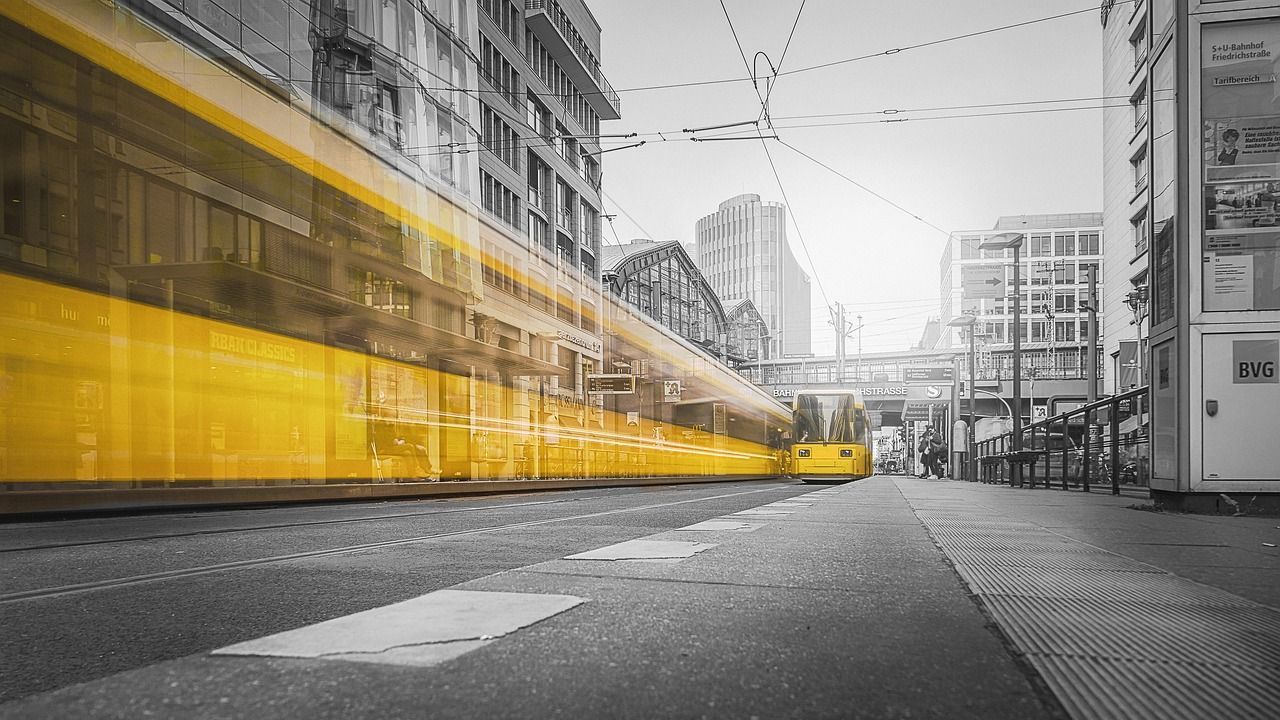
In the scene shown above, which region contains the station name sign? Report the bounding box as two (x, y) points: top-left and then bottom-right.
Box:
(557, 329), (602, 353)
(770, 385), (908, 399)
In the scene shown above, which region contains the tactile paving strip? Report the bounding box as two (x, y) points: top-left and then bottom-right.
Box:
(1027, 655), (1280, 720)
(910, 493), (1280, 720)
(949, 550), (1160, 573)
(953, 566), (1264, 607)
(983, 595), (1280, 667)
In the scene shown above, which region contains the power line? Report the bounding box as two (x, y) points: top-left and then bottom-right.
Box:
(773, 0), (808, 77)
(771, 95), (1140, 122)
(776, 2), (1131, 79)
(761, 0), (808, 115)
(601, 189), (659, 241)
(757, 134), (831, 311)
(777, 138), (951, 237)
(340, 2), (1136, 105)
(718, 0), (769, 113)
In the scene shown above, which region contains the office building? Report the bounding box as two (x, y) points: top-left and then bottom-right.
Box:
(1100, 0), (1153, 394)
(939, 213), (1105, 415)
(694, 194), (811, 358)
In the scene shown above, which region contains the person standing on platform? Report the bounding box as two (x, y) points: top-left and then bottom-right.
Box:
(917, 427), (935, 479)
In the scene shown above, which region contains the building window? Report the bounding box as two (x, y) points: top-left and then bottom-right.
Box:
(1132, 147), (1149, 194)
(348, 267), (412, 317)
(479, 0), (521, 48)
(1131, 212), (1148, 256)
(481, 104), (520, 171)
(1078, 232), (1100, 255)
(480, 35), (521, 109)
(1130, 18), (1147, 69)
(481, 170), (520, 230)
(1131, 81), (1148, 132)
(528, 211), (550, 252)
(1029, 234), (1052, 257)
(1053, 233), (1075, 256)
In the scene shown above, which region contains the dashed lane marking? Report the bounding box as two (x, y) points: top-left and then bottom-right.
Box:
(564, 539), (716, 561)
(212, 589), (584, 668)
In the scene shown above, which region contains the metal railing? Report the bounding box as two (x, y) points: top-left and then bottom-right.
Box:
(973, 386), (1149, 494)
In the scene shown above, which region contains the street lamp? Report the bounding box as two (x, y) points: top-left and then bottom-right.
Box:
(948, 314), (978, 481)
(979, 232), (1026, 485)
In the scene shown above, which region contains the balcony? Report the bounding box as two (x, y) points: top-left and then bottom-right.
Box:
(525, 1), (621, 120)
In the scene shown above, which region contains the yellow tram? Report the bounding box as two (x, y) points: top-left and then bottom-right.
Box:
(789, 389), (874, 483)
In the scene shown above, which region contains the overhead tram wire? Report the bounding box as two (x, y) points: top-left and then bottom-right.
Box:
(398, 2), (1138, 101)
(768, 0), (807, 95)
(775, 1), (1136, 79)
(601, 189), (660, 242)
(405, 92), (1166, 158)
(756, 132), (832, 311)
(777, 137), (950, 238)
(718, 0), (770, 114)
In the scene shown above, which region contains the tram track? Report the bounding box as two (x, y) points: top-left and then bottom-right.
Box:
(0, 484), (786, 605)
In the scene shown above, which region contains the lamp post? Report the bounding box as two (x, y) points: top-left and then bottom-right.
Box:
(948, 314), (977, 481)
(980, 232), (1026, 485)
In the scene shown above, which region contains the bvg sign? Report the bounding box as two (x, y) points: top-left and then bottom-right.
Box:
(1233, 339), (1278, 384)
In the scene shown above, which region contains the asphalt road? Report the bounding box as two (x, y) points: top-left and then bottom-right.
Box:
(1, 477), (1059, 719)
(1, 481), (819, 703)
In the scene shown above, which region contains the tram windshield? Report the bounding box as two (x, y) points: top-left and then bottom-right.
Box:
(794, 394), (865, 444)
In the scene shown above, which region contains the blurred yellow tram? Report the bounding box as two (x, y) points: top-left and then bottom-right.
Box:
(788, 389), (874, 483)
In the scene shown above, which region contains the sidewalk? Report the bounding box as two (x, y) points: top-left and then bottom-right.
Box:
(900, 476), (1280, 719)
(3, 476), (1277, 719)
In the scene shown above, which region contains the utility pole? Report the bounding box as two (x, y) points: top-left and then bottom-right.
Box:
(857, 314), (863, 383)
(833, 302), (846, 384)
(1085, 264), (1098, 403)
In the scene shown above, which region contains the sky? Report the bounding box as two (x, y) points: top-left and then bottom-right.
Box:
(588, 0), (1105, 355)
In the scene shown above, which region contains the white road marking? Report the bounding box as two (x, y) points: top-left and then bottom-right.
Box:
(767, 502), (812, 508)
(677, 520), (757, 532)
(733, 509), (794, 516)
(212, 589), (584, 668)
(564, 539), (716, 561)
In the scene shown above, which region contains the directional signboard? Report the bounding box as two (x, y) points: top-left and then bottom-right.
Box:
(902, 401), (946, 422)
(961, 263), (1005, 299)
(903, 367), (954, 383)
(587, 374), (636, 395)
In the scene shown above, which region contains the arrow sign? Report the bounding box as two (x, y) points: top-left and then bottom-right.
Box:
(962, 263), (1005, 300)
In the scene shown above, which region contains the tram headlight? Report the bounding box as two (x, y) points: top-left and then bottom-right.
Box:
(797, 448), (810, 457)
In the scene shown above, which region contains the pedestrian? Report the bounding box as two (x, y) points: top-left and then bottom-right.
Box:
(928, 431), (949, 479)
(917, 427), (934, 478)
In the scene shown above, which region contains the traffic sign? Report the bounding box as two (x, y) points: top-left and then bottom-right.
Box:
(961, 263), (1005, 299)
(586, 374), (636, 395)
